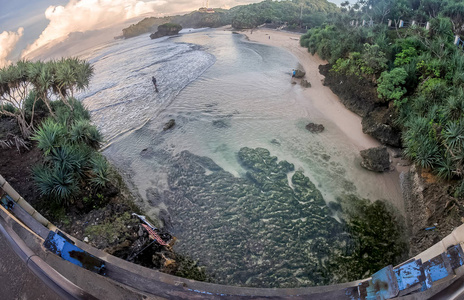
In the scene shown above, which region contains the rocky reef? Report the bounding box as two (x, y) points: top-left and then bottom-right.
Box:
(150, 23), (183, 39)
(155, 147), (408, 287)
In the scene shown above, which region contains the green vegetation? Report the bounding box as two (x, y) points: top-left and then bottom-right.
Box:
(300, 0), (464, 185)
(229, 0), (337, 29)
(32, 100), (109, 206)
(122, 0), (338, 38)
(0, 59), (114, 207)
(0, 58), (93, 138)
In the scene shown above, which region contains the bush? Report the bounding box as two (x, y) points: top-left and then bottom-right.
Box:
(32, 119), (66, 155)
(70, 120), (103, 150)
(51, 97), (90, 125)
(377, 68), (408, 102)
(33, 105), (108, 205)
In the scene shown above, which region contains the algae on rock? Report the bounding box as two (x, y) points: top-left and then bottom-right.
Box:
(159, 147), (408, 287)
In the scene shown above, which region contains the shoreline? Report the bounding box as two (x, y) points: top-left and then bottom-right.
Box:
(242, 28), (406, 214)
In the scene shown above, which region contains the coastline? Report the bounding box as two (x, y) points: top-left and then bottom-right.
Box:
(242, 28), (406, 213)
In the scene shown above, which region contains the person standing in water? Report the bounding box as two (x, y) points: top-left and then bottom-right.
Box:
(152, 76), (158, 92)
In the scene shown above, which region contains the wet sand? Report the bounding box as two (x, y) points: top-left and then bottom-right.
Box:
(243, 28), (406, 214)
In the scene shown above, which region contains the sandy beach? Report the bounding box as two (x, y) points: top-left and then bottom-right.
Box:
(243, 28), (406, 213)
(244, 28), (380, 150)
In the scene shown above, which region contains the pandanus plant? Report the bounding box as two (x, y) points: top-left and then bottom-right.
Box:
(0, 58), (94, 139)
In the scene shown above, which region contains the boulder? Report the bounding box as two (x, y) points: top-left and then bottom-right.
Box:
(300, 79), (311, 88)
(294, 69), (306, 78)
(362, 107), (401, 147)
(360, 146), (390, 172)
(150, 23), (182, 39)
(306, 122), (324, 133)
(163, 119), (176, 131)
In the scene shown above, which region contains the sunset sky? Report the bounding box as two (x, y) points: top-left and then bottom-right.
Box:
(0, 0), (344, 67)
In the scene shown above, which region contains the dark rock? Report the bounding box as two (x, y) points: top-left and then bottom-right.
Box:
(321, 154), (331, 161)
(270, 139), (281, 145)
(146, 188), (163, 206)
(319, 64), (379, 117)
(362, 107), (401, 147)
(305, 122), (325, 133)
(163, 119), (175, 131)
(212, 119), (230, 128)
(360, 146), (390, 172)
(300, 79), (311, 88)
(150, 23), (182, 39)
(140, 147), (155, 158)
(159, 209), (173, 231)
(294, 69), (306, 78)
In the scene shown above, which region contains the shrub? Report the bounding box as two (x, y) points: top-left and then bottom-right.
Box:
(33, 165), (80, 205)
(52, 97), (90, 125)
(89, 154), (110, 188)
(69, 120), (103, 150)
(32, 119), (66, 155)
(377, 68), (408, 102)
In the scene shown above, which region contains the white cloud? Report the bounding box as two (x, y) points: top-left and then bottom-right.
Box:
(22, 0), (166, 58)
(0, 28), (24, 68)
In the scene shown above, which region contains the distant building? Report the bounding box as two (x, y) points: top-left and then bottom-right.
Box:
(199, 0), (214, 13)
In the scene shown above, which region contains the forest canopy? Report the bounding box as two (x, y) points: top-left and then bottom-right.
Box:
(121, 0), (339, 38)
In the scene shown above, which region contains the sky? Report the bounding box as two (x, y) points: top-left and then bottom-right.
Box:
(0, 0), (344, 67)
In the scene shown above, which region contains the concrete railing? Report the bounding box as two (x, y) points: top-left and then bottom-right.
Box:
(1, 173), (464, 299)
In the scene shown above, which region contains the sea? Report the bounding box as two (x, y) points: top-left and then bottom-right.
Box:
(77, 28), (404, 287)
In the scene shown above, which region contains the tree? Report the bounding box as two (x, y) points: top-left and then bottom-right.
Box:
(0, 60), (37, 138)
(0, 59), (94, 139)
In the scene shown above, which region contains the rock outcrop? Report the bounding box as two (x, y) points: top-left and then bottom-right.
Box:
(362, 107), (401, 147)
(150, 23), (182, 39)
(300, 79), (311, 88)
(163, 119), (176, 131)
(360, 146), (390, 172)
(306, 122), (324, 133)
(319, 64), (379, 117)
(294, 69), (306, 78)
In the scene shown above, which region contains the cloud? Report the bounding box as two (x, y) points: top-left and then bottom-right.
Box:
(0, 28), (24, 68)
(22, 0), (166, 58)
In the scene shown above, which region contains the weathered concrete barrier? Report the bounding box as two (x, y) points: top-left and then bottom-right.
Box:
(1, 173), (464, 299)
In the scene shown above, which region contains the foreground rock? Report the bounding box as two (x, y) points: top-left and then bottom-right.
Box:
(306, 122), (324, 133)
(360, 146), (390, 172)
(163, 119), (176, 131)
(150, 23), (182, 39)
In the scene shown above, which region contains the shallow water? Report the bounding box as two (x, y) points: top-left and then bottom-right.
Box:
(79, 29), (405, 287)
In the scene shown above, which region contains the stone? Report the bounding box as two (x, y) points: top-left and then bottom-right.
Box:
(360, 146), (390, 172)
(362, 107), (401, 147)
(163, 119), (175, 131)
(305, 122), (324, 133)
(294, 69), (306, 78)
(300, 79), (311, 88)
(84, 236), (89, 243)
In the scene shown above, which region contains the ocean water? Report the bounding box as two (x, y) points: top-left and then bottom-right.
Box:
(79, 29), (404, 287)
